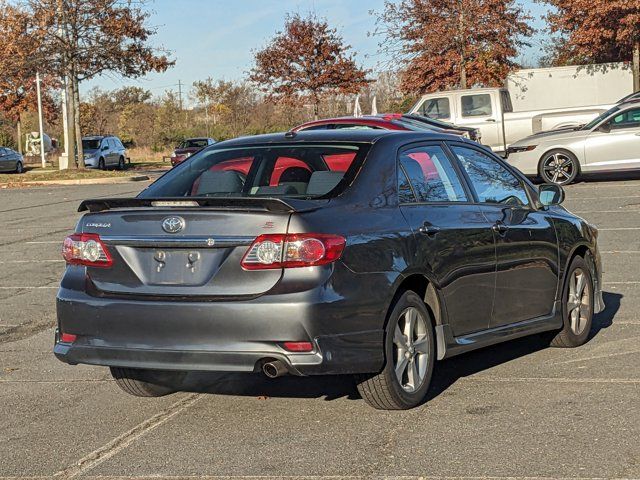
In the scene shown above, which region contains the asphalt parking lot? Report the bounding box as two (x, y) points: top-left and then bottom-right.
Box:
(1, 179), (639, 479)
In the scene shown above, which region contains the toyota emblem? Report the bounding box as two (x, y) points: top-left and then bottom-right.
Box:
(161, 216), (185, 234)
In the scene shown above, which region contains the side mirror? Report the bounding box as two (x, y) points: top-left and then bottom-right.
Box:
(539, 183), (565, 207)
(102, 145), (109, 151)
(598, 123), (611, 134)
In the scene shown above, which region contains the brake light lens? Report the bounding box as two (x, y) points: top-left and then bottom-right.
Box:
(59, 333), (77, 343)
(62, 233), (113, 268)
(283, 341), (314, 352)
(241, 233), (345, 270)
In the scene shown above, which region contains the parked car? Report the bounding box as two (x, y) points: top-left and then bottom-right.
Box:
(408, 87), (612, 154)
(171, 137), (216, 166)
(293, 114), (481, 142)
(0, 147), (24, 173)
(54, 129), (604, 410)
(618, 91), (640, 103)
(82, 135), (127, 170)
(506, 98), (640, 185)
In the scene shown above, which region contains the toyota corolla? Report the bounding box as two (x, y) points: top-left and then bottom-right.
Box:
(55, 130), (604, 409)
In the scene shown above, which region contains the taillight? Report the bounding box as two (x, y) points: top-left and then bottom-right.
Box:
(62, 233), (113, 268)
(241, 233), (345, 270)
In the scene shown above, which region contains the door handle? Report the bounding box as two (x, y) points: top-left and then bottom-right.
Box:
(492, 221), (509, 235)
(485, 118), (496, 122)
(419, 223), (440, 236)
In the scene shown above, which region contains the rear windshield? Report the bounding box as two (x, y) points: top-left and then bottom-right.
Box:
(179, 139), (209, 149)
(140, 143), (370, 199)
(82, 139), (101, 150)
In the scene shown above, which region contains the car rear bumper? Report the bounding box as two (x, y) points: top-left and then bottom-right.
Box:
(54, 269), (391, 375)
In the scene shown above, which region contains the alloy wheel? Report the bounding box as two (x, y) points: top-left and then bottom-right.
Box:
(392, 306), (430, 393)
(542, 153), (574, 184)
(567, 267), (591, 335)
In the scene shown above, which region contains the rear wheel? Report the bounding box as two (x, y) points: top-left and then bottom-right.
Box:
(110, 367), (186, 397)
(356, 291), (435, 410)
(15, 161), (24, 174)
(539, 149), (579, 185)
(550, 255), (594, 347)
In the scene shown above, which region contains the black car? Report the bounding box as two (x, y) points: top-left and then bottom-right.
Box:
(54, 130), (604, 410)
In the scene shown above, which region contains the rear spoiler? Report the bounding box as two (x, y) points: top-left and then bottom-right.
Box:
(78, 197), (325, 213)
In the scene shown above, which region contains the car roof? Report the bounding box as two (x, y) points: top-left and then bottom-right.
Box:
(210, 129), (464, 148)
(293, 116), (408, 131)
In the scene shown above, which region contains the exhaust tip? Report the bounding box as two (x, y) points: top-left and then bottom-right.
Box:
(262, 360), (288, 378)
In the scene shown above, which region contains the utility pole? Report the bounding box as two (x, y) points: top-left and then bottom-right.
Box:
(35, 72), (46, 169)
(177, 79), (183, 110)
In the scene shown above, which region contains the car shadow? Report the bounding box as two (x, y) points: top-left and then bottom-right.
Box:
(180, 291), (622, 404)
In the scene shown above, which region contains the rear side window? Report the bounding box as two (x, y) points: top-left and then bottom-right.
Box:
(452, 145), (529, 206)
(141, 144), (369, 199)
(398, 145), (468, 203)
(461, 94), (492, 117)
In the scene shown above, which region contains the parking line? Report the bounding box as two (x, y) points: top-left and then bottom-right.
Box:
(598, 227), (640, 231)
(52, 393), (203, 478)
(566, 195), (640, 200)
(573, 210), (640, 214)
(466, 377), (640, 384)
(601, 251), (640, 254)
(0, 260), (62, 264)
(0, 286), (58, 289)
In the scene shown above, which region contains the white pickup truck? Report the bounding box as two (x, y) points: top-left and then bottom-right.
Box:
(407, 87), (613, 153)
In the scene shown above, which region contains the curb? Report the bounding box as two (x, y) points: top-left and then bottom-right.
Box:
(1, 175), (150, 187)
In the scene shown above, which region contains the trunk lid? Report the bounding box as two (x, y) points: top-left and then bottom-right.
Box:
(77, 198), (318, 299)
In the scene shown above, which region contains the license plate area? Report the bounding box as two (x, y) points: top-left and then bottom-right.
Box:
(125, 248), (229, 286)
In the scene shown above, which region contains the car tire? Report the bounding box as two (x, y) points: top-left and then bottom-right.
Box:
(110, 367), (186, 397)
(549, 255), (594, 348)
(118, 156), (125, 170)
(356, 290), (435, 410)
(15, 161), (24, 174)
(538, 149), (579, 185)
(98, 157), (106, 170)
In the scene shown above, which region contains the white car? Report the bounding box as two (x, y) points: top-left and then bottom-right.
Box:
(506, 99), (640, 185)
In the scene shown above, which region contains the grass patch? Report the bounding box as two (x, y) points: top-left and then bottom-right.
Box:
(0, 168), (133, 184)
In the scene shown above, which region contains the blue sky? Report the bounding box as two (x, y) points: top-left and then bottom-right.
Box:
(84, 0), (551, 98)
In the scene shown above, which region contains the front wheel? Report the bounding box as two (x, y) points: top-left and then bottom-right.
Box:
(110, 367), (186, 397)
(539, 149), (579, 185)
(15, 161), (24, 174)
(356, 291), (435, 410)
(549, 255), (594, 347)
(117, 156), (125, 170)
(98, 157), (106, 170)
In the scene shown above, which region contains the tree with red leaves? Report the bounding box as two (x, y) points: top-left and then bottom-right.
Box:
(374, 0), (533, 94)
(540, 0), (640, 92)
(0, 2), (57, 153)
(250, 13), (370, 119)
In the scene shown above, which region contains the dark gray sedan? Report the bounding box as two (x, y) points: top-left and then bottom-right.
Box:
(0, 147), (24, 173)
(54, 130), (604, 409)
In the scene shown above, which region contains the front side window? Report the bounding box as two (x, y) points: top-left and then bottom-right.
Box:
(609, 108), (640, 130)
(398, 145), (468, 203)
(420, 97), (451, 120)
(140, 143), (368, 199)
(452, 145), (529, 206)
(461, 94), (493, 117)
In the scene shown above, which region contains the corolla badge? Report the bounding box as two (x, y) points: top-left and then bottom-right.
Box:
(161, 216), (185, 234)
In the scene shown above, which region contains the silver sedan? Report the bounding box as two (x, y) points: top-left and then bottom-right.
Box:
(506, 99), (640, 185)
